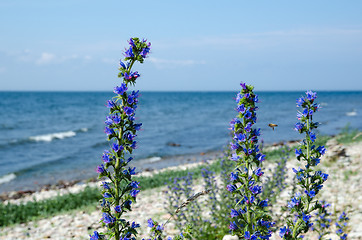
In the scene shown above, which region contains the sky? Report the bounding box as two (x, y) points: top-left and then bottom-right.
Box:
(0, 1), (362, 91)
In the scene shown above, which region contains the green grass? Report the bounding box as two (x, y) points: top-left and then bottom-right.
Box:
(337, 126), (362, 144)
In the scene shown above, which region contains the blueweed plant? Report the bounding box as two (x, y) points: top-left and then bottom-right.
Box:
(227, 82), (274, 239)
(311, 200), (332, 239)
(90, 37), (151, 240)
(335, 212), (349, 240)
(162, 156), (234, 239)
(279, 91), (329, 239)
(164, 173), (202, 232)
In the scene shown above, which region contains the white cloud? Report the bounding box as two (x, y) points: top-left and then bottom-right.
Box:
(36, 52), (56, 65)
(148, 57), (206, 69)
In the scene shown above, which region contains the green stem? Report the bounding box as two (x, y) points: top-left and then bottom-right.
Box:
(292, 218), (303, 238)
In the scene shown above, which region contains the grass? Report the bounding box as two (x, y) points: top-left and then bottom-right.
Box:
(337, 126), (362, 144)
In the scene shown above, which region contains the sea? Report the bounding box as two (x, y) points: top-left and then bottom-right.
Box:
(0, 91), (361, 193)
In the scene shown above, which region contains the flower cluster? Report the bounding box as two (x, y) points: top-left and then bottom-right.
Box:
(164, 173), (202, 232)
(280, 91), (328, 239)
(312, 200), (332, 239)
(228, 82), (273, 239)
(335, 212), (349, 240)
(91, 37), (150, 240)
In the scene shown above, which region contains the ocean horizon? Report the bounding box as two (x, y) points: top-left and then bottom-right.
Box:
(0, 91), (361, 193)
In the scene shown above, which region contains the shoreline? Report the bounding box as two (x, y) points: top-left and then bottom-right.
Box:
(0, 138), (303, 202)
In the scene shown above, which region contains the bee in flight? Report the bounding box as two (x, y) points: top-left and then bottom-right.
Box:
(268, 123), (278, 131)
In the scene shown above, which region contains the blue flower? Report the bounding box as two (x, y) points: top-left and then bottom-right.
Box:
(112, 143), (121, 152)
(296, 97), (305, 107)
(316, 146), (326, 155)
(123, 167), (136, 176)
(112, 115), (121, 124)
(106, 100), (116, 108)
(89, 231), (100, 240)
(129, 189), (140, 197)
(295, 122), (304, 131)
(240, 82), (247, 89)
(306, 90), (317, 101)
(102, 182), (110, 190)
(96, 164), (105, 173)
(105, 116), (113, 125)
(124, 106), (134, 116)
(104, 127), (114, 136)
(302, 213), (311, 223)
(130, 181), (139, 189)
(257, 153), (266, 162)
(309, 131), (316, 142)
(229, 221), (238, 230)
(141, 46), (150, 58)
(131, 221), (140, 229)
(279, 226), (290, 238)
(258, 199), (268, 207)
(125, 46), (134, 58)
(119, 60), (126, 69)
(114, 83), (128, 95)
(230, 209), (240, 218)
(147, 218), (154, 228)
(295, 148), (303, 158)
(102, 151), (111, 163)
(237, 104), (245, 113)
(101, 212), (114, 225)
(226, 184), (237, 192)
(230, 172), (238, 181)
(128, 38), (136, 47)
(244, 231), (257, 240)
(114, 205), (121, 213)
(103, 192), (112, 198)
(249, 185), (262, 195)
(234, 133), (246, 142)
(254, 167), (264, 177)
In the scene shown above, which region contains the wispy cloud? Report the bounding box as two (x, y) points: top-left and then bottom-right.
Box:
(36, 52), (56, 65)
(148, 57), (206, 69)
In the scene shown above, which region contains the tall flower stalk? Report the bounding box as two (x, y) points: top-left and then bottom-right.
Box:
(90, 37), (151, 240)
(227, 82), (273, 239)
(279, 91), (328, 239)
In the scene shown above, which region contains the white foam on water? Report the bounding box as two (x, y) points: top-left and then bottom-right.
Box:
(0, 173), (16, 185)
(346, 111), (357, 116)
(29, 131), (77, 142)
(141, 156), (162, 163)
(79, 128), (88, 132)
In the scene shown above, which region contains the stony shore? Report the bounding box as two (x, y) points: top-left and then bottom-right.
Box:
(0, 138), (361, 240)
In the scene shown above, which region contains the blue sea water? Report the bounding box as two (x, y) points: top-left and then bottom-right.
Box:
(0, 91), (361, 193)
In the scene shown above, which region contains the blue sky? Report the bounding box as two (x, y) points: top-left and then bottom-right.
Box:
(1, 1), (362, 91)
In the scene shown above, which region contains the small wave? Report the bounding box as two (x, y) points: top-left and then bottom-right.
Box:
(139, 156), (162, 163)
(79, 128), (88, 132)
(29, 131), (76, 142)
(346, 111), (357, 116)
(0, 173), (16, 185)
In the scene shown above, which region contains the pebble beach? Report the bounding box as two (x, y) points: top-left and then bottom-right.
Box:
(0, 137), (361, 240)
